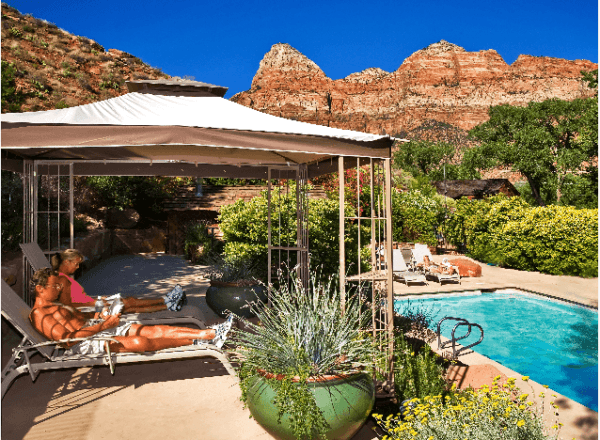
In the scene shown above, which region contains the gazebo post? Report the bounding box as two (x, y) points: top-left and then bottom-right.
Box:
(384, 157), (395, 383)
(338, 157), (346, 311)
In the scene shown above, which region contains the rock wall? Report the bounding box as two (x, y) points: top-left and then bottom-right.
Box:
(232, 41), (597, 135)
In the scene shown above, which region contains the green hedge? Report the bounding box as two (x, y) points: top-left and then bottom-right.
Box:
(218, 188), (369, 278)
(446, 196), (598, 277)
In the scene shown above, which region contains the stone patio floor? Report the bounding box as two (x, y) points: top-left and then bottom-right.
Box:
(2, 253), (597, 440)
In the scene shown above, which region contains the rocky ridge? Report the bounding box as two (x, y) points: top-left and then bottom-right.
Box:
(1, 3), (170, 112)
(233, 41), (597, 135)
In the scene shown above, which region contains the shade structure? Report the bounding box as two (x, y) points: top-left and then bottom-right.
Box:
(1, 85), (393, 177)
(1, 80), (397, 384)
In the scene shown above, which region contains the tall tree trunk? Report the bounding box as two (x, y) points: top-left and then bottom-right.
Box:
(524, 173), (546, 206)
(556, 173), (563, 205)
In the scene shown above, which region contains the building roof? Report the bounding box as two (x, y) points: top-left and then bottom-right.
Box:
(125, 79), (228, 97)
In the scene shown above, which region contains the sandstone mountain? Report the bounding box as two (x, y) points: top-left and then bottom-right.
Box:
(1, 3), (170, 112)
(2, 2), (596, 146)
(232, 41), (597, 136)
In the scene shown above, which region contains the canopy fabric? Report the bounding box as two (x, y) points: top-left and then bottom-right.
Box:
(1, 91), (393, 178)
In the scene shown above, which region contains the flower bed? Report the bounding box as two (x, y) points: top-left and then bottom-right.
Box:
(374, 377), (561, 440)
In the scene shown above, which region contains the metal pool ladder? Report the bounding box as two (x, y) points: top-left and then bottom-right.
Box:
(437, 317), (484, 359)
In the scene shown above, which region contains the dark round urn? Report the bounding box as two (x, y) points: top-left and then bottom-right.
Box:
(205, 281), (267, 318)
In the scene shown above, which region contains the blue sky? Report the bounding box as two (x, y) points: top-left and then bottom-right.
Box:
(7, 0), (598, 98)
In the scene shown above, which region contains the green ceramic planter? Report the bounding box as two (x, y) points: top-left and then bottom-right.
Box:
(205, 281), (267, 318)
(246, 372), (375, 440)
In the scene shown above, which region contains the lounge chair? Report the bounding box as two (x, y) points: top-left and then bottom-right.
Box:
(19, 242), (208, 329)
(435, 258), (461, 284)
(411, 244), (461, 285)
(400, 248), (414, 270)
(392, 249), (427, 285)
(1, 279), (235, 399)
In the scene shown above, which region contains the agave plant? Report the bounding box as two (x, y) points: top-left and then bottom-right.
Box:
(232, 271), (377, 376)
(231, 270), (381, 439)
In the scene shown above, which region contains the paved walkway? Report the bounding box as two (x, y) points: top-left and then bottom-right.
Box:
(2, 253), (597, 440)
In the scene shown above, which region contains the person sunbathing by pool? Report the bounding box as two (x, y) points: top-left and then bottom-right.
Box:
(29, 268), (233, 353)
(416, 255), (457, 275)
(51, 249), (185, 313)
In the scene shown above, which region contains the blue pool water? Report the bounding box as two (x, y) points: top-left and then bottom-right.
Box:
(394, 290), (598, 411)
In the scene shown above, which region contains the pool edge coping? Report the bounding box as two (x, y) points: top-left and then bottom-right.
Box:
(394, 285), (598, 310)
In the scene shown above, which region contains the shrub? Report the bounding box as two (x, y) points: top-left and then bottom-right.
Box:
(393, 333), (448, 403)
(8, 27), (21, 38)
(391, 189), (446, 246)
(1, 60), (26, 112)
(373, 377), (561, 440)
(219, 187), (369, 278)
(91, 42), (105, 52)
(184, 222), (221, 264)
(77, 75), (94, 93)
(85, 176), (189, 218)
(394, 299), (440, 341)
(445, 195), (598, 277)
(99, 73), (121, 90)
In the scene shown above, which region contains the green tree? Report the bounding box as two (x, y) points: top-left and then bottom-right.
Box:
(392, 139), (480, 182)
(85, 176), (190, 216)
(581, 69), (598, 93)
(468, 96), (598, 207)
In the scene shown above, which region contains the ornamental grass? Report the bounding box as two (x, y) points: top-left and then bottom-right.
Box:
(374, 377), (561, 440)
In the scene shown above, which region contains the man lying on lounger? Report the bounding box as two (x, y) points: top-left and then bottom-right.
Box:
(29, 268), (233, 355)
(52, 249), (186, 313)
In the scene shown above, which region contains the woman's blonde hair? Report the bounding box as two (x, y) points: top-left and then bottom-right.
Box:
(50, 249), (84, 270)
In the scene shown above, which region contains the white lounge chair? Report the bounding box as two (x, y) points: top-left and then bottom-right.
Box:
(19, 242), (208, 328)
(400, 248), (414, 270)
(392, 249), (427, 285)
(1, 279), (235, 399)
(411, 244), (461, 284)
(435, 258), (461, 284)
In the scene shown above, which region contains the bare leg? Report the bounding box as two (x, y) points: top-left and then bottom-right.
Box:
(108, 335), (196, 353)
(128, 324), (216, 340)
(123, 304), (168, 314)
(123, 297), (166, 307)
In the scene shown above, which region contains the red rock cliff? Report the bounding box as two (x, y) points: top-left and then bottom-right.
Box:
(232, 41), (597, 134)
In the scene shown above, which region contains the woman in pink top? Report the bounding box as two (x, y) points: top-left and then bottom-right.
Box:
(52, 249), (185, 313)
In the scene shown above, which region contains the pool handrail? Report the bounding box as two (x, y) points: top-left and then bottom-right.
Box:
(437, 316), (484, 359)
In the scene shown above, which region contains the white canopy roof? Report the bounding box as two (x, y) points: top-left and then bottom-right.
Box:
(1, 83), (393, 178)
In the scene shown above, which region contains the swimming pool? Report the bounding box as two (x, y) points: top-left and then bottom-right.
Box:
(394, 290), (598, 411)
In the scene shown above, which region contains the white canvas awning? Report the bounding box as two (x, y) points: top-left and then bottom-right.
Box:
(1, 82), (393, 178)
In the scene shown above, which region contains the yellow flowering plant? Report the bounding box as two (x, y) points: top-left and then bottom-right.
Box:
(373, 377), (561, 440)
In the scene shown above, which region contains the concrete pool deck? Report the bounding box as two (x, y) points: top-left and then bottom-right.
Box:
(394, 254), (598, 309)
(1, 253), (597, 440)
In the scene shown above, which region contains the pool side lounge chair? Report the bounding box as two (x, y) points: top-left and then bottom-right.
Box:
(392, 249), (427, 285)
(433, 258), (461, 285)
(400, 248), (414, 270)
(1, 279), (235, 399)
(411, 244), (461, 285)
(19, 242), (208, 329)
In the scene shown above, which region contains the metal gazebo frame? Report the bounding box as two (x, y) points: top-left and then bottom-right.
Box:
(1, 79), (396, 385)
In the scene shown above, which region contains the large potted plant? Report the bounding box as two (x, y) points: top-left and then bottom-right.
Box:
(231, 271), (378, 440)
(204, 257), (267, 319)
